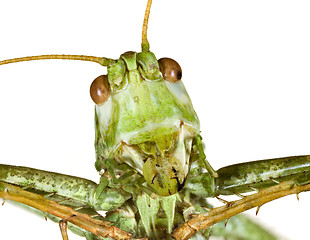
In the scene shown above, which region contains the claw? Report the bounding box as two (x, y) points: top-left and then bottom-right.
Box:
(58, 198), (73, 204)
(224, 218), (230, 227)
(234, 192), (245, 198)
(270, 178), (280, 184)
(248, 186), (259, 192)
(43, 212), (48, 221)
(201, 206), (211, 211)
(215, 196), (229, 204)
(189, 213), (199, 218)
(296, 193), (300, 201)
(216, 196), (233, 207)
(21, 183), (35, 190)
(73, 205), (87, 211)
(256, 205), (261, 215)
(44, 192), (57, 198)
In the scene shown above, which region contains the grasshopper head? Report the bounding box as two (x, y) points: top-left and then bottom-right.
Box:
(91, 51), (200, 196)
(90, 0), (200, 196)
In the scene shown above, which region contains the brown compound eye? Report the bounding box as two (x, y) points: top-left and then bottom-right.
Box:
(158, 57), (182, 82)
(90, 75), (110, 104)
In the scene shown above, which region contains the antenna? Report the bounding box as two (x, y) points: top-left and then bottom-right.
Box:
(0, 1), (154, 66)
(141, 0), (153, 52)
(0, 54), (116, 67)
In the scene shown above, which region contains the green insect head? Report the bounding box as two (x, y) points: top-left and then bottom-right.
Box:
(87, 0), (200, 196)
(91, 51), (200, 196)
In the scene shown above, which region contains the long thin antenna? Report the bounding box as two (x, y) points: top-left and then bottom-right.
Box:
(141, 0), (153, 52)
(0, 54), (116, 66)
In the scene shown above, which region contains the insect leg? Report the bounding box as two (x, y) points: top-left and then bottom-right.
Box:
(190, 197), (276, 240)
(173, 180), (310, 240)
(0, 164), (136, 238)
(214, 155), (310, 195)
(0, 181), (131, 239)
(186, 155), (310, 198)
(0, 164), (130, 211)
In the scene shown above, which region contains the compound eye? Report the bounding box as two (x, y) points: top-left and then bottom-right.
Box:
(90, 75), (110, 104)
(158, 58), (182, 82)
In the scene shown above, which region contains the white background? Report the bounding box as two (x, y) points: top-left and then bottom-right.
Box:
(0, 1), (309, 239)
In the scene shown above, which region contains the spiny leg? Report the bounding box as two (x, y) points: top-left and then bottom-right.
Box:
(215, 155), (310, 195)
(0, 181), (131, 240)
(173, 180), (310, 240)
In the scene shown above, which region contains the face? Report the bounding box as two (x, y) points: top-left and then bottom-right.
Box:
(91, 51), (200, 196)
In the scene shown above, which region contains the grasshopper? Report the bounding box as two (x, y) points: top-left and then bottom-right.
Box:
(0, 1), (310, 240)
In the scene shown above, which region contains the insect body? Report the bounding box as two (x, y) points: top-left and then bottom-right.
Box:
(0, 1), (310, 240)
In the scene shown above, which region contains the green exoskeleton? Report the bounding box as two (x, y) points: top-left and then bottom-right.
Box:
(0, 1), (310, 240)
